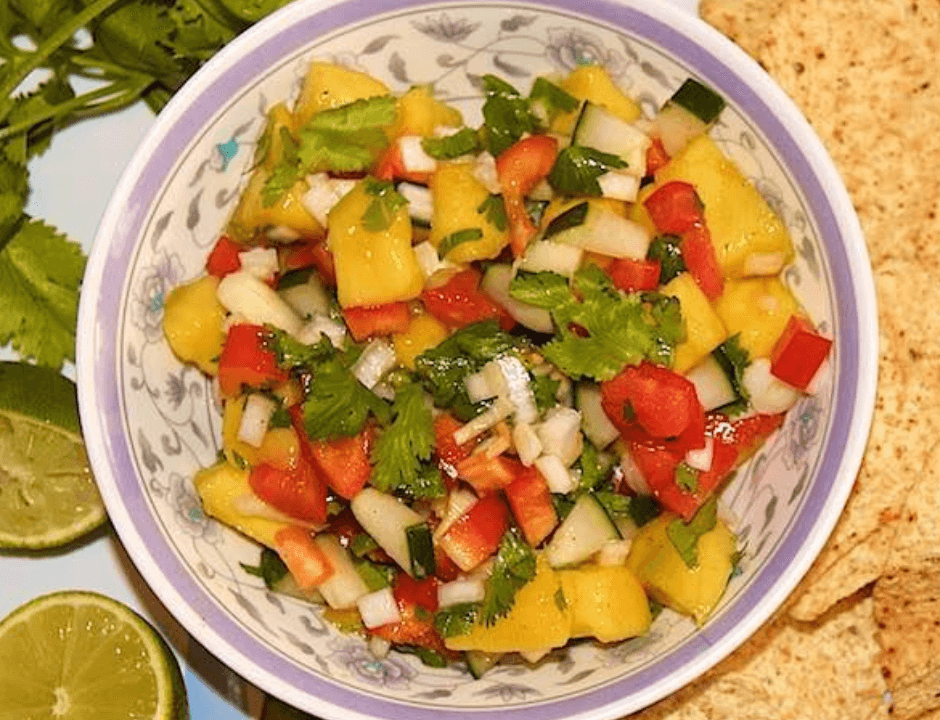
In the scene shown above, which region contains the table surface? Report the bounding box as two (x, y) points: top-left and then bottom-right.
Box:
(3, 1), (702, 717)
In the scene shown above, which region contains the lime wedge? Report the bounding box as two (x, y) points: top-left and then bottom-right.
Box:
(0, 362), (106, 549)
(0, 591), (188, 719)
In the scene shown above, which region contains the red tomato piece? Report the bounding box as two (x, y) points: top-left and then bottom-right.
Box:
(505, 466), (558, 546)
(309, 426), (374, 500)
(205, 235), (242, 278)
(600, 362), (705, 445)
(393, 573), (440, 614)
(272, 526), (334, 589)
(421, 268), (516, 330)
(607, 257), (662, 293)
(217, 324), (287, 397)
(643, 181), (704, 234)
(433, 546), (462, 582)
(342, 302), (411, 342)
(248, 460), (328, 524)
(496, 135), (558, 257)
(279, 240), (336, 286)
(369, 602), (453, 658)
(645, 136), (670, 176)
(455, 453), (522, 494)
(769, 315), (833, 391)
(438, 493), (509, 572)
(433, 414), (477, 469)
(680, 222), (724, 301)
(374, 143), (432, 185)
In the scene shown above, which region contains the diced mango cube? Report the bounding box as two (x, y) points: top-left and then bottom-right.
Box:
(429, 162), (508, 263)
(163, 275), (226, 375)
(714, 277), (800, 359)
(293, 61), (390, 125)
(558, 565), (651, 643)
(393, 313), (449, 370)
(391, 85), (462, 137)
(663, 273), (727, 373)
(552, 66), (642, 135)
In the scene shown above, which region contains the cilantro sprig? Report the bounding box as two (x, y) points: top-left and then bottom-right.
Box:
(480, 527), (537, 626)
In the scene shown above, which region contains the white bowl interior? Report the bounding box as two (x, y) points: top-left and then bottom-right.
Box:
(77, 1), (878, 718)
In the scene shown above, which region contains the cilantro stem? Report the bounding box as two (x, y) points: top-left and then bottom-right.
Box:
(0, 0), (126, 122)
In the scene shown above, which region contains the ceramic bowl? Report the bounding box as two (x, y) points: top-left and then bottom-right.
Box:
(76, 0), (878, 717)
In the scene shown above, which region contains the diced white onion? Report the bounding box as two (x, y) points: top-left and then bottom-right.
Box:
(357, 587), (402, 629)
(535, 407), (584, 467)
(618, 449), (650, 496)
(518, 240), (583, 278)
(528, 179), (554, 201)
(743, 358), (801, 414)
(597, 171), (641, 202)
(397, 135), (437, 173)
(473, 152), (501, 194)
(465, 370), (496, 403)
(560, 211), (651, 260)
(265, 225), (301, 242)
(397, 181), (434, 224)
(494, 356), (539, 424)
(302, 173), (356, 226)
(434, 488), (479, 540)
(438, 578), (487, 608)
(295, 315), (347, 349)
(512, 422), (543, 467)
(315, 535), (369, 609)
(232, 493), (299, 524)
(685, 436), (714, 472)
(351, 339), (397, 389)
(743, 251), (788, 277)
(238, 247), (279, 281)
(368, 635), (392, 659)
(452, 397), (514, 445)
(279, 274), (330, 319)
(412, 241), (454, 280)
(236, 393), (278, 447)
(519, 648), (552, 664)
(217, 271), (304, 337)
(597, 538), (633, 566)
(534, 453), (577, 494)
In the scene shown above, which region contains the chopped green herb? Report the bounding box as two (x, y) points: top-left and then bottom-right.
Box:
(675, 462), (699, 493)
(269, 330), (334, 370)
(303, 357), (391, 439)
(355, 559), (396, 591)
(434, 602), (481, 638)
(240, 548), (289, 590)
(480, 74), (541, 156)
(529, 77), (580, 116)
(712, 334), (751, 415)
(547, 146), (627, 196)
(647, 235), (687, 284)
(438, 227), (484, 259)
(530, 372), (561, 412)
(421, 127), (483, 159)
(477, 194), (508, 232)
(543, 201), (589, 240)
(480, 528), (537, 626)
(627, 494), (662, 527)
(554, 587), (568, 611)
(361, 177), (408, 232)
(666, 496), (719, 568)
(268, 406), (293, 429)
(296, 95), (396, 174)
(398, 645), (450, 668)
(349, 532), (380, 558)
(576, 443), (608, 492)
(261, 127), (302, 206)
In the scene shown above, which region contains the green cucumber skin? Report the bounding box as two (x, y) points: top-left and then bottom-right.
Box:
(405, 523), (436, 579)
(668, 79), (726, 125)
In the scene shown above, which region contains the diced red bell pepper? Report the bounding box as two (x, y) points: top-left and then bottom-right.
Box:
(248, 459), (328, 525)
(309, 426), (374, 500)
(645, 136), (670, 176)
(279, 240), (336, 286)
(455, 453), (522, 494)
(495, 135), (558, 257)
(374, 143), (433, 185)
(421, 268), (516, 331)
(393, 572), (440, 614)
(607, 257), (662, 293)
(433, 546), (462, 582)
(679, 222), (724, 301)
(272, 525), (334, 589)
(342, 302), (411, 342)
(600, 362), (705, 452)
(217, 324), (287, 397)
(369, 601), (453, 658)
(433, 413), (477, 469)
(206, 235), (242, 278)
(643, 181), (704, 234)
(505, 466), (558, 546)
(438, 493), (509, 572)
(770, 315), (833, 391)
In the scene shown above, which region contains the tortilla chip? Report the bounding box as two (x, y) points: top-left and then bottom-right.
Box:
(698, 0), (785, 56)
(631, 593), (889, 719)
(698, 0), (940, 620)
(874, 562), (940, 719)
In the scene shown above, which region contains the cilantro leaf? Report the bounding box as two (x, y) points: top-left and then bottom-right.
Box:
(477, 194), (508, 232)
(240, 547), (289, 590)
(269, 330), (334, 370)
(295, 95), (396, 174)
(712, 334), (751, 415)
(421, 127), (482, 159)
(0, 218), (85, 367)
(666, 496), (720, 568)
(530, 372), (561, 413)
(361, 178), (408, 232)
(480, 527), (537, 626)
(302, 357), (391, 439)
(528, 77), (579, 117)
(370, 382), (445, 499)
(434, 602), (481, 638)
(438, 227), (483, 259)
(675, 462), (699, 493)
(548, 145), (627, 196)
(510, 266), (685, 381)
(647, 235), (687, 284)
(261, 127), (302, 206)
(480, 74), (540, 156)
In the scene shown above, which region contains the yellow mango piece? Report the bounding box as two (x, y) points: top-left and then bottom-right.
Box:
(558, 565), (651, 643)
(391, 85), (462, 137)
(329, 180), (425, 307)
(445, 556), (572, 653)
(627, 184), (656, 237)
(256, 102), (297, 171)
(293, 61), (390, 126)
(393, 313), (449, 370)
(655, 135), (793, 279)
(194, 462), (290, 548)
(429, 162), (509, 263)
(626, 513), (736, 624)
(663, 273), (727, 373)
(541, 196), (628, 230)
(227, 168), (324, 243)
(714, 277), (800, 359)
(163, 275), (226, 375)
(552, 66), (642, 134)
(222, 394), (261, 469)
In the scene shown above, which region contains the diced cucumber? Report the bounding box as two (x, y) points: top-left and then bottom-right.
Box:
(685, 354), (738, 412)
(545, 494), (621, 568)
(517, 240), (584, 278)
(466, 650), (502, 679)
(480, 263), (555, 333)
(575, 382), (620, 449)
(655, 79), (726, 158)
(351, 488), (427, 576)
(406, 522), (436, 579)
(314, 535), (370, 610)
(572, 102), (650, 176)
(543, 201), (650, 260)
(669, 78), (726, 125)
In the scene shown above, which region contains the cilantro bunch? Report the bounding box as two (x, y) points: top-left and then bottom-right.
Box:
(0, 0), (293, 368)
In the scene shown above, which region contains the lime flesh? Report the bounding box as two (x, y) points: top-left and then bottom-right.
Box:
(0, 591), (188, 720)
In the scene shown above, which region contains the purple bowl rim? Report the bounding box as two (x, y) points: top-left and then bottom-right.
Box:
(76, 0), (877, 718)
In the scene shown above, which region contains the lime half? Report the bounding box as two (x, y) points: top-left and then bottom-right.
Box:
(0, 591), (189, 719)
(0, 362), (106, 549)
